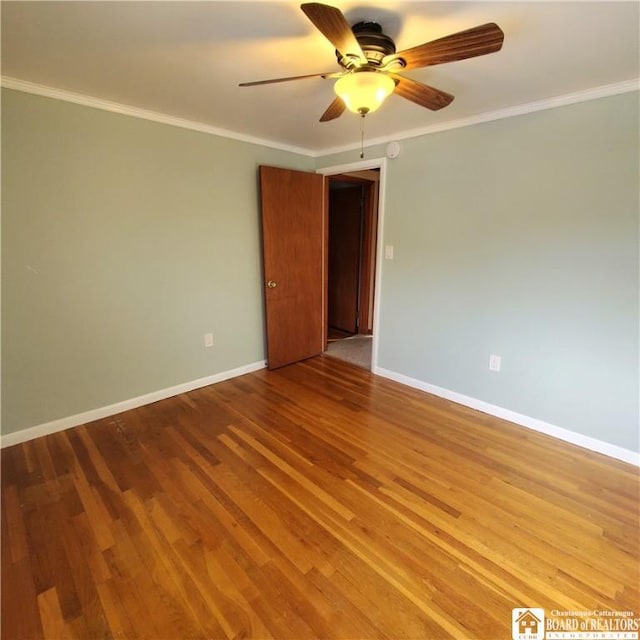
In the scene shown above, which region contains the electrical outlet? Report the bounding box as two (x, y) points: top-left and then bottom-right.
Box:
(204, 333), (214, 348)
(489, 354), (501, 372)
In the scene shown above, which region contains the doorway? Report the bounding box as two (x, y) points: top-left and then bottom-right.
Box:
(326, 169), (380, 370)
(258, 160), (385, 372)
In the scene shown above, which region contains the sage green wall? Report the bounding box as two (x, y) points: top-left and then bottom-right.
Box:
(1, 88), (314, 434)
(319, 91), (639, 452)
(3, 88), (638, 452)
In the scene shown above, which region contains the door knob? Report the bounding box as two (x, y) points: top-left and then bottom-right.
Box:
(267, 280), (277, 288)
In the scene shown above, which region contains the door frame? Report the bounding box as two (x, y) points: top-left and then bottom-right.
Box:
(317, 157), (387, 372)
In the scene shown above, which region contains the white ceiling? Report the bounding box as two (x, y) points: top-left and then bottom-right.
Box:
(2, 1), (639, 155)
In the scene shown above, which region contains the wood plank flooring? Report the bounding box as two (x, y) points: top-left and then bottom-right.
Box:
(2, 356), (638, 639)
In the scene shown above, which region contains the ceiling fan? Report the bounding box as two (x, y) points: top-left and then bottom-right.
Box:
(239, 2), (504, 122)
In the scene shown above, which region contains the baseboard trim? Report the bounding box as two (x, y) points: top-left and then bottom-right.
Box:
(4, 361), (636, 466)
(0, 360), (267, 448)
(374, 366), (639, 467)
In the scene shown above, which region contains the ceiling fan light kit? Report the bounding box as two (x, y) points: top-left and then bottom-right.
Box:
(240, 2), (504, 124)
(334, 71), (395, 115)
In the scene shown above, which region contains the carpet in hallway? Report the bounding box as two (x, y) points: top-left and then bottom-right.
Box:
(325, 335), (372, 370)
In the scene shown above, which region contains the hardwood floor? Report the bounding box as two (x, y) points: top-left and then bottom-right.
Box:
(2, 356), (638, 639)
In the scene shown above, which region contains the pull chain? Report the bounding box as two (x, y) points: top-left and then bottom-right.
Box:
(360, 113), (366, 159)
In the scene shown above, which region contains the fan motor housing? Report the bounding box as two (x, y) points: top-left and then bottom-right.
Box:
(337, 21), (396, 68)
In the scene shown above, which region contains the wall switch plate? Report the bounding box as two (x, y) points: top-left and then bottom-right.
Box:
(384, 245), (394, 260)
(489, 354), (501, 372)
(204, 333), (214, 348)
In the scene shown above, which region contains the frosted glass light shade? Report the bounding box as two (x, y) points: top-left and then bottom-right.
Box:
(334, 72), (395, 115)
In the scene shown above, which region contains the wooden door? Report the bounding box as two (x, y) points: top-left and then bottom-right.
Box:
(328, 184), (363, 334)
(259, 165), (326, 369)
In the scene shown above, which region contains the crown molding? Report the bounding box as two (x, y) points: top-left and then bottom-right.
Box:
(3, 75), (637, 159)
(0, 76), (316, 157)
(317, 78), (640, 157)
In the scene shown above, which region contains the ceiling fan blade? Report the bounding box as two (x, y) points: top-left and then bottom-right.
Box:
(383, 23), (504, 70)
(388, 73), (454, 111)
(320, 96), (346, 122)
(301, 3), (366, 65)
(239, 71), (339, 87)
